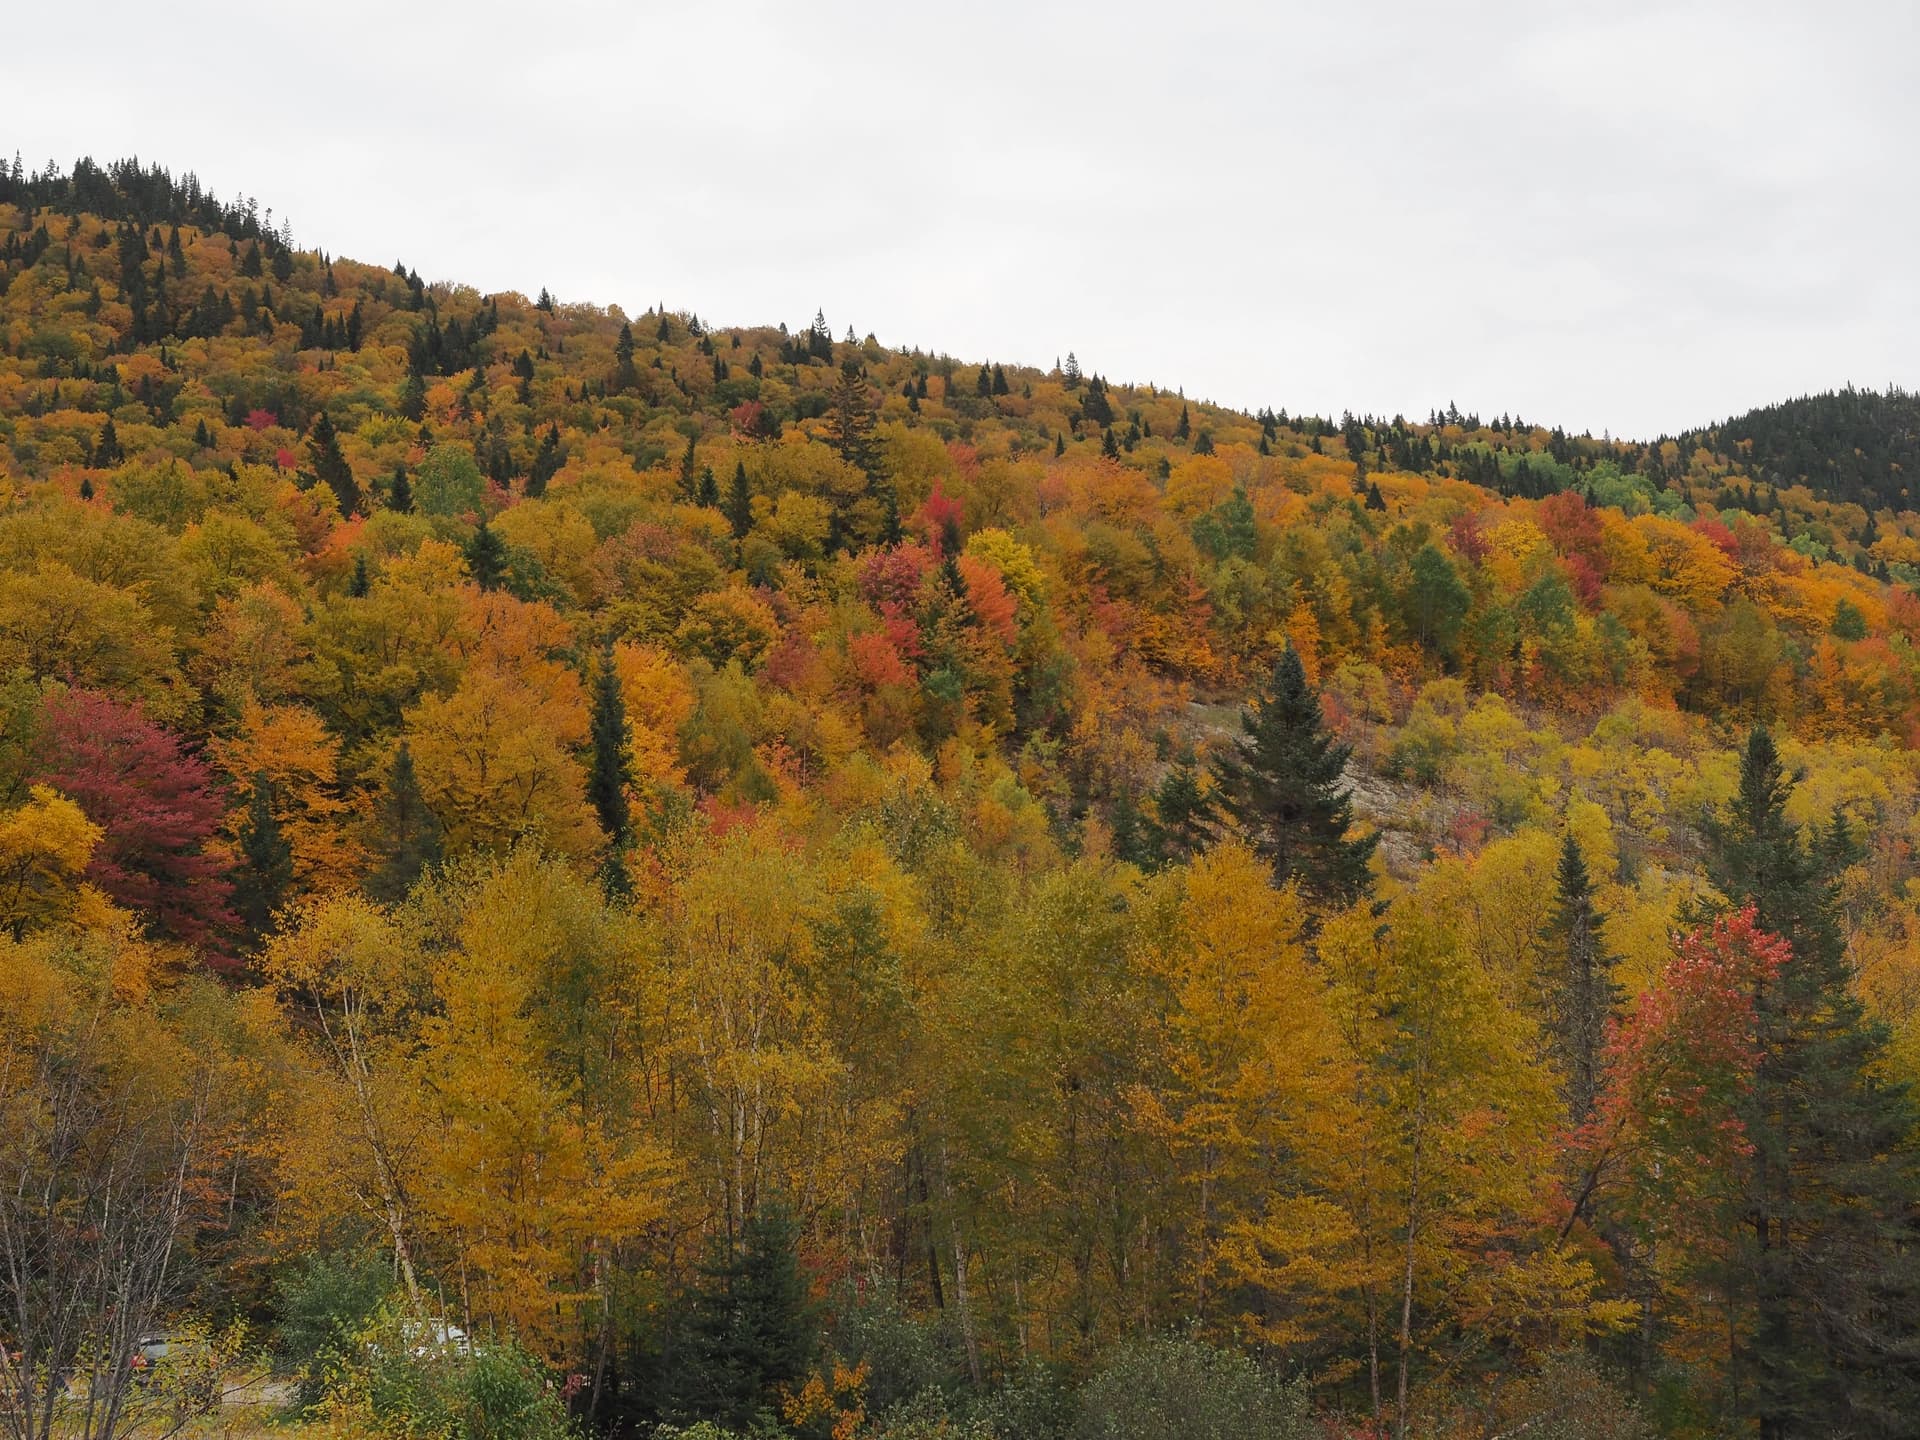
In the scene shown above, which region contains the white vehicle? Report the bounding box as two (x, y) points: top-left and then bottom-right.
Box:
(368, 1319), (471, 1360)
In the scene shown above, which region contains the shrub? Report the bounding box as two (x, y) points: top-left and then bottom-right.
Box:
(1073, 1335), (1311, 1440)
(272, 1253), (391, 1407)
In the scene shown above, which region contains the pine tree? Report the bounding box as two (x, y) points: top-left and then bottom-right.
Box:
(679, 434), (699, 500)
(1150, 763), (1214, 866)
(1110, 788), (1154, 869)
(1174, 404), (1191, 441)
(388, 463), (413, 513)
(365, 743), (442, 904)
(1705, 727), (1920, 1436)
(665, 1205), (817, 1431)
(95, 417), (122, 466)
(613, 322), (639, 392)
(307, 412), (361, 515)
(527, 424), (562, 499)
(696, 466), (719, 508)
(232, 773), (293, 941)
(464, 520), (506, 591)
(726, 462), (753, 541)
(588, 640), (632, 853)
(1545, 831), (1617, 1123)
(829, 360), (877, 478)
(347, 553), (370, 598)
(1212, 645), (1375, 905)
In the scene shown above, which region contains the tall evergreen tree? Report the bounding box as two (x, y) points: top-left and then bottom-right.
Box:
(1545, 831), (1617, 1123)
(526, 423), (563, 498)
(726, 461), (753, 541)
(464, 520), (506, 591)
(388, 462), (412, 513)
(829, 360), (877, 478)
(94, 416), (122, 466)
(664, 1205), (816, 1432)
(1211, 646), (1375, 906)
(613, 322), (639, 392)
(1706, 727), (1920, 1436)
(232, 773), (293, 941)
(365, 742), (442, 904)
(587, 641), (632, 851)
(307, 412), (361, 515)
(1150, 762), (1214, 866)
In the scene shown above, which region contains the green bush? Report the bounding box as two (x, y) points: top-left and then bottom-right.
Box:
(825, 1288), (960, 1414)
(336, 1315), (574, 1440)
(1073, 1335), (1311, 1440)
(272, 1253), (391, 1407)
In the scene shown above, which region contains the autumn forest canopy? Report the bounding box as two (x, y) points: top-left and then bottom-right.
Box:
(7, 152), (1920, 1440)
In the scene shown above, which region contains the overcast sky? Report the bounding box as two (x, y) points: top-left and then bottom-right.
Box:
(7, 1), (1915, 438)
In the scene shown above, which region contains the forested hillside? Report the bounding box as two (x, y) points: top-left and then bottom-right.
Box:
(5, 154), (1920, 1440)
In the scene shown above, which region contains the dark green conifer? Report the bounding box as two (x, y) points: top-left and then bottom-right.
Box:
(307, 412), (361, 514)
(233, 774), (293, 941)
(1704, 727), (1920, 1436)
(586, 640), (634, 897)
(95, 417), (122, 466)
(665, 1205), (816, 1431)
(464, 520), (506, 590)
(1212, 646), (1375, 905)
(613, 322), (639, 391)
(1150, 763), (1215, 866)
(726, 462), (753, 541)
(1545, 831), (1617, 1123)
(365, 743), (443, 904)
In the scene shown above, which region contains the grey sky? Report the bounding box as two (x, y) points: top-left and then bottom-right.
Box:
(7, 0), (1914, 438)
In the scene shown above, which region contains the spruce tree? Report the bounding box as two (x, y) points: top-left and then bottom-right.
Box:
(1545, 831), (1616, 1123)
(347, 553), (370, 599)
(613, 322), (639, 392)
(1704, 727), (1920, 1436)
(1111, 788), (1154, 869)
(307, 412), (361, 515)
(233, 774), (293, 940)
(665, 1205), (816, 1431)
(366, 743), (442, 903)
(1212, 646), (1375, 905)
(726, 461), (753, 541)
(95, 417), (122, 466)
(527, 424), (562, 499)
(388, 463), (412, 513)
(464, 520), (506, 590)
(1150, 762), (1214, 866)
(829, 360), (877, 477)
(587, 641), (632, 851)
